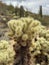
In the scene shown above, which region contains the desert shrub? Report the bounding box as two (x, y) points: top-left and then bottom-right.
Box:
(8, 17), (49, 65)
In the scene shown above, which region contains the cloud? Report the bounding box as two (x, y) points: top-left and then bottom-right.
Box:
(1, 0), (49, 15)
(46, 4), (49, 7)
(42, 6), (49, 15)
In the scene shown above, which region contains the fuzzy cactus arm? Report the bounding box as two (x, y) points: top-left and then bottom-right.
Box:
(7, 17), (49, 65)
(0, 40), (15, 65)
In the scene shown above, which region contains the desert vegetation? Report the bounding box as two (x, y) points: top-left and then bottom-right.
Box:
(0, 1), (49, 65)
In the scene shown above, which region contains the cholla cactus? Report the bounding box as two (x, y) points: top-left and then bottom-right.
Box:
(3, 18), (6, 21)
(8, 17), (49, 65)
(0, 40), (15, 65)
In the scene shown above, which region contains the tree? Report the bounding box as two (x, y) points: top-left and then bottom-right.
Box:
(24, 8), (29, 17)
(7, 4), (15, 13)
(15, 6), (20, 16)
(0, 1), (7, 15)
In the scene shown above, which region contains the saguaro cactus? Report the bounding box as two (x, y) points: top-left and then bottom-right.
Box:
(19, 6), (24, 17)
(39, 5), (42, 17)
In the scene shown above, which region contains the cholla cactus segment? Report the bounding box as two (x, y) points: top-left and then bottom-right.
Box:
(46, 34), (49, 38)
(8, 18), (41, 38)
(8, 17), (49, 65)
(0, 40), (9, 49)
(7, 18), (49, 50)
(36, 64), (40, 65)
(39, 29), (46, 37)
(29, 20), (41, 29)
(22, 34), (28, 41)
(3, 18), (7, 21)
(46, 30), (49, 38)
(8, 19), (17, 32)
(0, 40), (15, 65)
(15, 26), (23, 37)
(46, 30), (49, 33)
(32, 37), (49, 52)
(20, 17), (34, 25)
(8, 31), (14, 36)
(21, 41), (27, 47)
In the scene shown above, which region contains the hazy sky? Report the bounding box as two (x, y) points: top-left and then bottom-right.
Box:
(1, 0), (49, 15)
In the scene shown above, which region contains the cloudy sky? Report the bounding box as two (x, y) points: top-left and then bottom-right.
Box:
(1, 0), (49, 15)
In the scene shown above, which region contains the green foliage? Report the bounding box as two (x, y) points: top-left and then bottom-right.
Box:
(15, 6), (20, 16)
(25, 11), (29, 17)
(7, 4), (15, 14)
